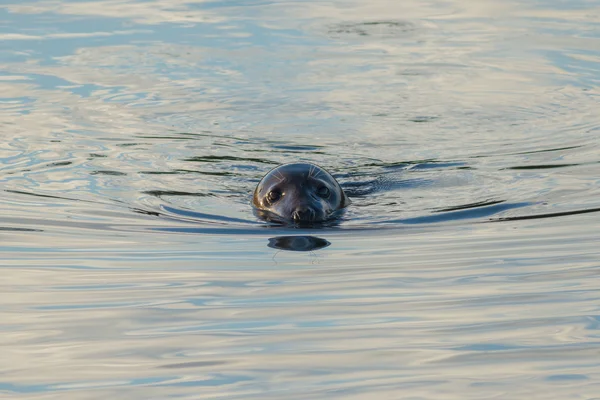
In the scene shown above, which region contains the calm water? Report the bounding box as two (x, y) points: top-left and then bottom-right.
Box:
(2, 0), (600, 398)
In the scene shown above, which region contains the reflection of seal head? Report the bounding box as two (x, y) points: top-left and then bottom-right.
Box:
(253, 163), (350, 224)
(268, 236), (331, 251)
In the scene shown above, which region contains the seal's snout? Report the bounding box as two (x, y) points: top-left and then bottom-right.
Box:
(292, 206), (315, 222)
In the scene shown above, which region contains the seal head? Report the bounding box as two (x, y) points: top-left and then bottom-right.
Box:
(253, 163), (350, 224)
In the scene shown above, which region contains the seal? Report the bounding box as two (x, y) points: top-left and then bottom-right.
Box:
(253, 163), (350, 224)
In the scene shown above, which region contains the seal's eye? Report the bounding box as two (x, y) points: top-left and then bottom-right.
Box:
(317, 186), (330, 198)
(266, 190), (282, 204)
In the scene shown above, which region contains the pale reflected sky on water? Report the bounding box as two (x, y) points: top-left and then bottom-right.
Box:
(2, 0), (600, 398)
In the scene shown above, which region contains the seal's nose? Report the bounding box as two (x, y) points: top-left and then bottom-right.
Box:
(292, 206), (315, 222)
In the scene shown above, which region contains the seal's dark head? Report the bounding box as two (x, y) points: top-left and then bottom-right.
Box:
(253, 163), (350, 225)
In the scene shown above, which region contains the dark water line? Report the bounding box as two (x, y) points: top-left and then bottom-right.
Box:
(490, 206), (600, 222)
(4, 189), (127, 205)
(506, 163), (581, 170)
(0, 227), (43, 232)
(509, 145), (585, 156)
(0, 216), (149, 233)
(143, 190), (216, 198)
(161, 205), (261, 225)
(5, 189), (91, 203)
(183, 155), (277, 164)
(388, 202), (533, 225)
(434, 199), (505, 213)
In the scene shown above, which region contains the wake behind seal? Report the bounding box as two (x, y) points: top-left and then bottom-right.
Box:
(253, 163), (350, 225)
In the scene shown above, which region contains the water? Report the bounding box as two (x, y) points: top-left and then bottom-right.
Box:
(2, 0), (600, 398)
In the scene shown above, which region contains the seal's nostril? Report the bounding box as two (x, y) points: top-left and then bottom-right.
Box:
(292, 206), (314, 222)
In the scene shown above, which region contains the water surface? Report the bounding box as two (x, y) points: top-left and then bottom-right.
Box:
(2, 0), (600, 398)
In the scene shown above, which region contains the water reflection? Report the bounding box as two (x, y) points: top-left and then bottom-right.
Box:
(268, 235), (331, 252)
(2, 0), (600, 398)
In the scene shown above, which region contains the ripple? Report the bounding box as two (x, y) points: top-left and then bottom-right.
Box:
(327, 20), (416, 39)
(3, 0), (600, 398)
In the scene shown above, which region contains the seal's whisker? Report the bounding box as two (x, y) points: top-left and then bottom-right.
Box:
(274, 170), (285, 183)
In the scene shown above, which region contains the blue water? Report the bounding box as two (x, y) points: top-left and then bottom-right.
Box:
(2, 0), (600, 398)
